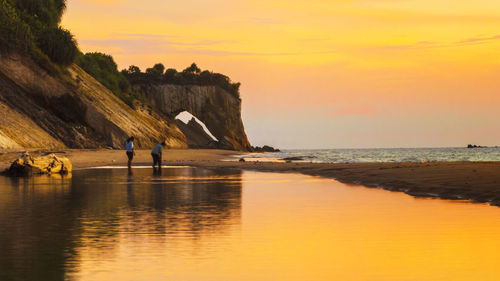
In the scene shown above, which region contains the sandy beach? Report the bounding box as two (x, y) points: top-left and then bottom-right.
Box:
(1, 149), (500, 206)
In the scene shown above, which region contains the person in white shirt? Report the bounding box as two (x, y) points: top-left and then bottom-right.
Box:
(125, 136), (135, 168)
(151, 141), (166, 169)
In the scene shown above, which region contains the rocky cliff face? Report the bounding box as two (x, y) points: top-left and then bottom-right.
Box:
(0, 53), (187, 151)
(175, 118), (218, 149)
(133, 84), (252, 151)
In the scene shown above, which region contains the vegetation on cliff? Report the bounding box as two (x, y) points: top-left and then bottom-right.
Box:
(0, 0), (78, 71)
(76, 52), (140, 108)
(0, 0), (240, 102)
(122, 63), (241, 98)
(0, 1), (250, 150)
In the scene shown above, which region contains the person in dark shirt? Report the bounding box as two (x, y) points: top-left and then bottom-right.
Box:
(151, 141), (166, 169)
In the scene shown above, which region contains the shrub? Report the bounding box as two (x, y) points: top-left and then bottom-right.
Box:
(77, 52), (140, 108)
(36, 26), (78, 66)
(1, 0), (79, 68)
(0, 0), (34, 52)
(10, 0), (66, 29)
(183, 63), (201, 74)
(123, 62), (241, 98)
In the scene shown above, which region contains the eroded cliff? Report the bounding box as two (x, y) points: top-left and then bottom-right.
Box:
(133, 84), (252, 151)
(0, 53), (187, 151)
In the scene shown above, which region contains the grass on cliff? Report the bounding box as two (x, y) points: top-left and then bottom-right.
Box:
(0, 0), (78, 74)
(1, 1), (240, 105)
(122, 63), (241, 99)
(77, 52), (142, 108)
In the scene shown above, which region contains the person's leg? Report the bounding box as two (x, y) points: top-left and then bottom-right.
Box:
(127, 152), (132, 168)
(152, 153), (157, 168)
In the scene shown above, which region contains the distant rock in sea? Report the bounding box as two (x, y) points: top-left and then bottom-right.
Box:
(252, 145), (280, 152)
(467, 144), (487, 148)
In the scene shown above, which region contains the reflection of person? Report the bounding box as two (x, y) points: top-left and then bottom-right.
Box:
(151, 141), (166, 169)
(127, 167), (135, 206)
(125, 136), (135, 168)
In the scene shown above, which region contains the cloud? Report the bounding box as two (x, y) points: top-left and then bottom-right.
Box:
(456, 35), (500, 45)
(79, 33), (335, 57)
(375, 34), (500, 51)
(180, 49), (335, 57)
(376, 41), (439, 50)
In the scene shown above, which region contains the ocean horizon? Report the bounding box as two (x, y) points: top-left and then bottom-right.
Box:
(241, 147), (500, 163)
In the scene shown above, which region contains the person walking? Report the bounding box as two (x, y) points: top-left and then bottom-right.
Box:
(125, 136), (135, 168)
(151, 141), (166, 170)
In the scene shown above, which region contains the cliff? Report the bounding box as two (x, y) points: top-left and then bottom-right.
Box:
(175, 118), (218, 149)
(133, 83), (252, 151)
(0, 53), (187, 151)
(0, 1), (251, 152)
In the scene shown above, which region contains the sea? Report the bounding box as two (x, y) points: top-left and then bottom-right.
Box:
(240, 147), (500, 163)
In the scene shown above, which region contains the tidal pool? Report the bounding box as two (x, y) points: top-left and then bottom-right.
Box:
(0, 167), (499, 281)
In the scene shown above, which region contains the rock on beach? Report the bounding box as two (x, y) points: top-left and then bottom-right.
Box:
(5, 153), (72, 176)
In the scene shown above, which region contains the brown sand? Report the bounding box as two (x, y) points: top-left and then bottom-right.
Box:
(1, 149), (500, 206)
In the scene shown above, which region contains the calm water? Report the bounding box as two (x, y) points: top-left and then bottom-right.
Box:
(1, 167), (500, 281)
(242, 147), (500, 163)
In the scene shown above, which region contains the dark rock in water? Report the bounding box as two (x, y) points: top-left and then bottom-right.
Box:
(282, 157), (304, 161)
(252, 145), (280, 152)
(467, 144), (487, 148)
(263, 145), (280, 152)
(5, 152), (72, 176)
(239, 158), (246, 162)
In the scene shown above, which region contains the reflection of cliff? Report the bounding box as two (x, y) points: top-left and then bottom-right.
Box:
(74, 167), (242, 240)
(133, 84), (252, 151)
(0, 175), (81, 281)
(0, 167), (242, 279)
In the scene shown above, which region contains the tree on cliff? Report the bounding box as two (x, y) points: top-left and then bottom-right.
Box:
(127, 65), (141, 74)
(0, 0), (78, 67)
(36, 26), (78, 65)
(77, 52), (140, 108)
(146, 63), (165, 78)
(183, 63), (201, 74)
(122, 62), (241, 98)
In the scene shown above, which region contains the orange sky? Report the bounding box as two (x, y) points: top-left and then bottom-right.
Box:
(63, 0), (500, 148)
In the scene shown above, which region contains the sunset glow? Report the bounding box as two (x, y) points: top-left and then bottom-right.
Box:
(63, 0), (500, 148)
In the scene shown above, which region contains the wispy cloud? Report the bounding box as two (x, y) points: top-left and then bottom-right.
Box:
(376, 41), (439, 50)
(456, 34), (500, 45)
(375, 34), (500, 51)
(79, 33), (335, 57)
(111, 33), (234, 46)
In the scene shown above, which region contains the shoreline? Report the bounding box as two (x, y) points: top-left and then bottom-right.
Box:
(1, 149), (500, 207)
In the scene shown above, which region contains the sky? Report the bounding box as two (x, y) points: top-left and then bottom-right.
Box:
(62, 0), (500, 149)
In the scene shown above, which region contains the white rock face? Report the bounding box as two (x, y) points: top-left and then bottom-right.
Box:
(176, 111), (218, 141)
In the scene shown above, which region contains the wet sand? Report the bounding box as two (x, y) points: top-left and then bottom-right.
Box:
(1, 149), (500, 206)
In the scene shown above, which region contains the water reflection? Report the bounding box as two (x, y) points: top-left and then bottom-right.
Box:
(0, 167), (242, 281)
(0, 174), (77, 281)
(1, 168), (500, 281)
